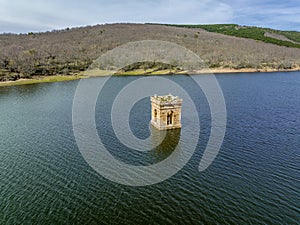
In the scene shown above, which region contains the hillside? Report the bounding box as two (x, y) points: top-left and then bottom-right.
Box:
(1, 23), (300, 82)
(157, 24), (300, 48)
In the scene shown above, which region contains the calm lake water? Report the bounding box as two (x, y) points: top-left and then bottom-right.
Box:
(0, 72), (299, 224)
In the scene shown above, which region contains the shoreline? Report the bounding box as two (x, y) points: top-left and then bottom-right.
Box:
(0, 75), (85, 87)
(202, 67), (300, 74)
(1, 68), (300, 87)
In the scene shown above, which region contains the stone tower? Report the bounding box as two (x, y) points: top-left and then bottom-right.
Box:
(151, 94), (182, 130)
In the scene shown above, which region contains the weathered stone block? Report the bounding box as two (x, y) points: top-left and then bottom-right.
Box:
(151, 94), (182, 130)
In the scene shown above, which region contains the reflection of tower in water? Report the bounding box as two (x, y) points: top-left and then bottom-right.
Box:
(150, 126), (181, 162)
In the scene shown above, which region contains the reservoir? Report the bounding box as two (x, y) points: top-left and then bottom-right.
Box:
(0, 72), (299, 224)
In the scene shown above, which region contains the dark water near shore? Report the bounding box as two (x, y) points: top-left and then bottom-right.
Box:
(0, 72), (299, 224)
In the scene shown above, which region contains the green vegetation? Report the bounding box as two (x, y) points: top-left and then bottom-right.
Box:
(116, 61), (182, 75)
(282, 31), (300, 43)
(116, 61), (180, 72)
(0, 75), (85, 87)
(154, 24), (300, 48)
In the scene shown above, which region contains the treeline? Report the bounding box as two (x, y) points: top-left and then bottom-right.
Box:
(118, 61), (179, 74)
(153, 24), (300, 48)
(1, 23), (300, 82)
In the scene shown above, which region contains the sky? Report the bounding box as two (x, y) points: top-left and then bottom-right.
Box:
(0, 0), (299, 33)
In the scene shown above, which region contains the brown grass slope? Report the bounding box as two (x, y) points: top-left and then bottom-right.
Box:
(0, 23), (300, 81)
